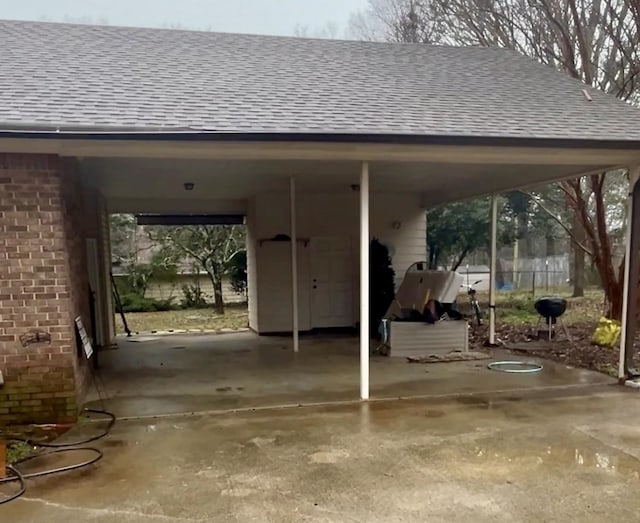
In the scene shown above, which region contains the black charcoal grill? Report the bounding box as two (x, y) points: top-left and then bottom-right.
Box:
(534, 297), (567, 340)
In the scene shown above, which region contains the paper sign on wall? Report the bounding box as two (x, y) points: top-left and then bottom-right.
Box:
(75, 317), (94, 359)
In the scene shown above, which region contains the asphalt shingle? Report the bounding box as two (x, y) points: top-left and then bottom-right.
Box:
(1, 19), (640, 141)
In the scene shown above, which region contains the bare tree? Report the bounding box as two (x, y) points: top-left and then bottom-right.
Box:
(352, 0), (640, 317)
(349, 0), (442, 42)
(151, 225), (246, 314)
(294, 21), (340, 39)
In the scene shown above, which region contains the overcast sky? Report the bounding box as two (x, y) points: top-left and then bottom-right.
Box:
(1, 0), (368, 37)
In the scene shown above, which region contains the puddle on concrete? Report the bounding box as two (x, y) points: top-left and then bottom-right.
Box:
(460, 428), (640, 480)
(470, 444), (640, 478)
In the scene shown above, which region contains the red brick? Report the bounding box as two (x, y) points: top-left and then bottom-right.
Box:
(20, 400), (42, 407)
(0, 154), (93, 425)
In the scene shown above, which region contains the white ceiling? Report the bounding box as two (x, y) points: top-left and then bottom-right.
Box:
(80, 156), (618, 213)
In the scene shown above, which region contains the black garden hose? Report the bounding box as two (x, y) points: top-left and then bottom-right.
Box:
(0, 407), (114, 505)
(0, 447), (103, 484)
(0, 466), (26, 505)
(9, 408), (116, 448)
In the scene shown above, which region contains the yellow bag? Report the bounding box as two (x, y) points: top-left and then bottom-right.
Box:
(591, 317), (621, 348)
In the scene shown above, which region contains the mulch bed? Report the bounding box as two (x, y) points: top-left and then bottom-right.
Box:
(469, 322), (640, 377)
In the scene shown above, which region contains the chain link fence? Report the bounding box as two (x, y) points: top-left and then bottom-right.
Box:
(498, 269), (571, 293)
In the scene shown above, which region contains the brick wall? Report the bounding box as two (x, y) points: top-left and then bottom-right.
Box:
(99, 199), (116, 345)
(0, 154), (90, 425)
(59, 162), (92, 409)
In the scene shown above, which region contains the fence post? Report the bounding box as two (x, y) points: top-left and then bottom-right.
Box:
(532, 270), (536, 299)
(545, 260), (549, 291)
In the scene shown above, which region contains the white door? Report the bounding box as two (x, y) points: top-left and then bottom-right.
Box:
(256, 241), (311, 332)
(310, 237), (353, 328)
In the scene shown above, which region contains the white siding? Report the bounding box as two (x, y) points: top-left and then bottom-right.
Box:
(251, 191), (426, 333)
(371, 193), (428, 287)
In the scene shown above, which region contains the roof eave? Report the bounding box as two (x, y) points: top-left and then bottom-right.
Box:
(1, 128), (640, 151)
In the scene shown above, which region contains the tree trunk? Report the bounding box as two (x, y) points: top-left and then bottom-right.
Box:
(608, 279), (623, 320)
(572, 213), (585, 297)
(206, 271), (225, 314)
(571, 216), (586, 298)
(451, 247), (470, 271)
(573, 250), (585, 297)
(213, 278), (225, 314)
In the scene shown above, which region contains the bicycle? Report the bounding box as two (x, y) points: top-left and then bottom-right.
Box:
(461, 280), (483, 326)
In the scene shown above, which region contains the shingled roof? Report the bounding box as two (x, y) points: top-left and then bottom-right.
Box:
(2, 19), (640, 142)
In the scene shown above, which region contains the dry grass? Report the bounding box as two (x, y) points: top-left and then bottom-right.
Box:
(115, 304), (248, 334)
(117, 291), (605, 335)
(497, 289), (605, 326)
(456, 288), (605, 326)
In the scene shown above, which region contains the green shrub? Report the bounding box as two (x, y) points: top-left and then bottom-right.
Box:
(181, 284), (208, 309)
(118, 293), (175, 313)
(228, 250), (248, 296)
(152, 298), (176, 312)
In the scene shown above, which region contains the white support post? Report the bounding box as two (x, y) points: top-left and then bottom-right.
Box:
(290, 176), (299, 353)
(360, 162), (370, 400)
(489, 195), (498, 346)
(619, 167), (640, 379)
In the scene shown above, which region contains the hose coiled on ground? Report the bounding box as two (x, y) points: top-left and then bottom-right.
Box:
(0, 408), (114, 505)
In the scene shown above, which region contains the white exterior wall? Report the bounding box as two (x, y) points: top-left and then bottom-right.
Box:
(371, 193), (428, 286)
(249, 191), (426, 333)
(246, 198), (259, 331)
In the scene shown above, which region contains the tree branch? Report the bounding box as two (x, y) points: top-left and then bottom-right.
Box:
(520, 190), (593, 256)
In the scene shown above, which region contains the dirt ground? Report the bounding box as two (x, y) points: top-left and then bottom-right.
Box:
(469, 322), (632, 377)
(458, 288), (639, 377)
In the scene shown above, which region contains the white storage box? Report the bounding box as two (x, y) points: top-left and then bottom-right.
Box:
(389, 320), (469, 358)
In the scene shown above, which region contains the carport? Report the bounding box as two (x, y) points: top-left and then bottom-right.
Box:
(3, 20), (640, 423)
(74, 141), (640, 405)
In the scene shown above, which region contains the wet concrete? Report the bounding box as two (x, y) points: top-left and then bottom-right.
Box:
(86, 332), (613, 418)
(3, 389), (640, 522)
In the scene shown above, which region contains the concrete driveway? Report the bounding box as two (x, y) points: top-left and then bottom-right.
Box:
(3, 387), (640, 522)
(87, 332), (613, 418)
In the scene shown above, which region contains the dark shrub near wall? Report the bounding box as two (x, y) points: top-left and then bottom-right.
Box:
(370, 239), (396, 337)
